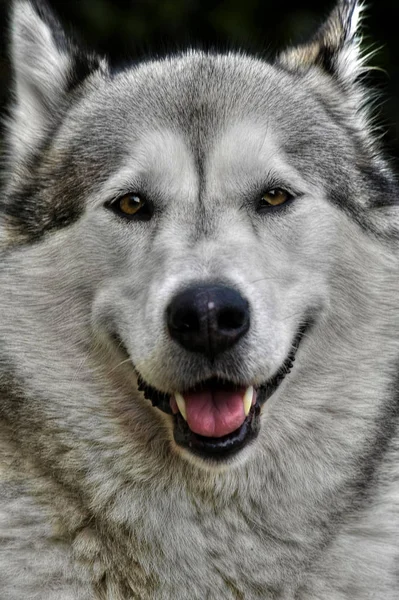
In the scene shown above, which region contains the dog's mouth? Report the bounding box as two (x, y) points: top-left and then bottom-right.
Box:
(136, 322), (309, 462)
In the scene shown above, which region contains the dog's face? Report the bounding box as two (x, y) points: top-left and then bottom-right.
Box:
(83, 62), (335, 462)
(2, 1), (395, 466)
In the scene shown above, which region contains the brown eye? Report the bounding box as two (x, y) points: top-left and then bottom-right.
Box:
(108, 193), (153, 221)
(119, 194), (145, 215)
(259, 188), (293, 208)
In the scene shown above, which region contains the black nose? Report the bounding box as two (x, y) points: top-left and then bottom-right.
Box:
(167, 284), (250, 358)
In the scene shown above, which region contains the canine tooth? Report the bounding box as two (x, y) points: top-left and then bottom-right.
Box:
(174, 392), (187, 421)
(243, 386), (253, 417)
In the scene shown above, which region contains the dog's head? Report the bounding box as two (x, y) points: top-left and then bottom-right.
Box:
(2, 0), (397, 468)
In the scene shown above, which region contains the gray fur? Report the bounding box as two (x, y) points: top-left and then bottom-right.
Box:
(1, 1), (399, 598)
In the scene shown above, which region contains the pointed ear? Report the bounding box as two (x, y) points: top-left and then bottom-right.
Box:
(8, 0), (107, 162)
(278, 0), (364, 85)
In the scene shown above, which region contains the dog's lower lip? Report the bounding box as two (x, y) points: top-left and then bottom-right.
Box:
(173, 402), (261, 460)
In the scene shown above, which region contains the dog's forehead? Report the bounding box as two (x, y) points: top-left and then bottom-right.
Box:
(77, 54), (318, 170)
(95, 121), (294, 208)
(78, 54), (302, 147)
(205, 122), (285, 186)
(58, 51), (346, 208)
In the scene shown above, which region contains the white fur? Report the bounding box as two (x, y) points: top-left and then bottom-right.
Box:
(336, 2), (365, 82)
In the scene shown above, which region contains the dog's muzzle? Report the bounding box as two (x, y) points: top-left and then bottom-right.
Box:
(113, 282), (312, 462)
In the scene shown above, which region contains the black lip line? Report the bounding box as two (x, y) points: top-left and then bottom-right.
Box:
(135, 317), (312, 416)
(256, 319), (308, 405)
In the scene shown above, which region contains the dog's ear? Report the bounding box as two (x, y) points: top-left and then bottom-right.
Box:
(278, 0), (364, 86)
(8, 0), (107, 161)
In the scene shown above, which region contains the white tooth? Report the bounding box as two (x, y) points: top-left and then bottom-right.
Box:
(174, 392), (187, 421)
(243, 386), (253, 417)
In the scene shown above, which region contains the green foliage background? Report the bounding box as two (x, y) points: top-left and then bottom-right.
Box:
(0, 0), (399, 164)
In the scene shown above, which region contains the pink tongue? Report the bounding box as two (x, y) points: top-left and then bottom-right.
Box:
(184, 388), (246, 438)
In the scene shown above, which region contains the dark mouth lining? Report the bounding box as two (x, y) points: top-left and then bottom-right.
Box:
(134, 320), (310, 460)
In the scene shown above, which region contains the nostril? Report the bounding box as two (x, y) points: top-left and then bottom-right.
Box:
(217, 307), (247, 331)
(169, 307), (200, 332)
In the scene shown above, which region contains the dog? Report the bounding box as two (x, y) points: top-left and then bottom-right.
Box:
(1, 0), (399, 598)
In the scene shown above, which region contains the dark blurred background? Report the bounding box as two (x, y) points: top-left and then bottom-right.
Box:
(0, 0), (399, 166)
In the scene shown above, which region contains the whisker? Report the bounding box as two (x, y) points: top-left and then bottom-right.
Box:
(108, 357), (133, 374)
(249, 276), (287, 285)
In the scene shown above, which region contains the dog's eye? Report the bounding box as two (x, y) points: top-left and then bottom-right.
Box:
(108, 193), (153, 221)
(258, 188), (293, 209)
